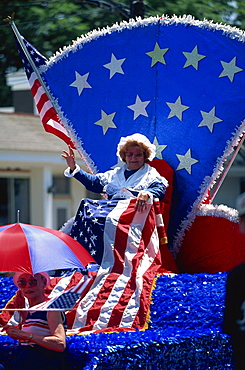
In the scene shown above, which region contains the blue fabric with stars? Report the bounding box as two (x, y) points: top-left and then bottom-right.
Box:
(70, 198), (118, 264)
(29, 18), (245, 252)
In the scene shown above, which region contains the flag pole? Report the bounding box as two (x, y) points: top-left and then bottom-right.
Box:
(4, 13), (54, 103)
(4, 13), (95, 175)
(210, 132), (245, 202)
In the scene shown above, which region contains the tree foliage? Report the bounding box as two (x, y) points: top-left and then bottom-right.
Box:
(0, 0), (244, 107)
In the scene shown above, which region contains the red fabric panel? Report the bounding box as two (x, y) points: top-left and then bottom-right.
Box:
(158, 244), (179, 273)
(147, 159), (174, 230)
(177, 216), (245, 273)
(147, 159), (177, 272)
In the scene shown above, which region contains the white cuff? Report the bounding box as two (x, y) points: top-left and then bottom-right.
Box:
(64, 164), (81, 177)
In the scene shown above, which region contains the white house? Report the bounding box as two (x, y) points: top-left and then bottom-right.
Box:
(0, 110), (95, 229)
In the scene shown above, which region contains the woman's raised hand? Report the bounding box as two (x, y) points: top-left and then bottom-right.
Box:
(62, 146), (76, 172)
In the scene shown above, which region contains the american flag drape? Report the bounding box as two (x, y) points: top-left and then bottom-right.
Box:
(14, 35), (75, 149)
(3, 198), (164, 333)
(69, 198), (162, 333)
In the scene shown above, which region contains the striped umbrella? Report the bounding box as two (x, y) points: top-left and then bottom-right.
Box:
(0, 223), (96, 274)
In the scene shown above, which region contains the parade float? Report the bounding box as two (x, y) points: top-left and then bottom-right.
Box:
(1, 13), (245, 368)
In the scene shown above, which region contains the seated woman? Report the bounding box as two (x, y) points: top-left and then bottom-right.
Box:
(59, 134), (171, 333)
(63, 133), (168, 209)
(62, 133), (169, 264)
(3, 272), (67, 370)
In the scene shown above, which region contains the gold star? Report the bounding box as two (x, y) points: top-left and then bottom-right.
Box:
(182, 45), (206, 70)
(146, 42), (169, 67)
(94, 110), (117, 135)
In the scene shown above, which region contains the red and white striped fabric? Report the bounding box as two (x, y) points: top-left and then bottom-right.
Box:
(1, 199), (163, 333)
(33, 274), (95, 310)
(68, 198), (162, 334)
(16, 35), (75, 149)
(29, 71), (76, 149)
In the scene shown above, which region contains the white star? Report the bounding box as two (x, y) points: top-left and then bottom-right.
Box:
(73, 221), (77, 226)
(79, 231), (83, 237)
(91, 234), (97, 241)
(153, 137), (167, 159)
(198, 107), (223, 133)
(84, 237), (88, 243)
(103, 53), (126, 79)
(92, 218), (99, 224)
(91, 250), (96, 256)
(94, 110), (117, 135)
(219, 57), (243, 82)
(166, 96), (189, 121)
(176, 149), (199, 174)
(127, 95), (150, 120)
(182, 45), (206, 70)
(146, 42), (169, 67)
(70, 71), (92, 95)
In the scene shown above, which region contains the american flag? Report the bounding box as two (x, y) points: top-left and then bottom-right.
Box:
(38, 16), (245, 255)
(69, 197), (162, 333)
(70, 198), (119, 264)
(29, 273), (96, 313)
(14, 35), (75, 149)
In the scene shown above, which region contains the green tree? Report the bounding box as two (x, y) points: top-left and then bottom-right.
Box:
(0, 0), (131, 106)
(146, 0), (241, 27)
(0, 0), (244, 107)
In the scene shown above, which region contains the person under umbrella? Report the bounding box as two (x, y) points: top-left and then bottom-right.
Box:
(2, 272), (67, 370)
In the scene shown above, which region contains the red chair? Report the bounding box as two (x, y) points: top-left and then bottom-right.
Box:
(148, 159), (178, 273)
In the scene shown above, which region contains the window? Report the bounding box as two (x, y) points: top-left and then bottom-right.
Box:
(0, 178), (30, 225)
(52, 176), (70, 196)
(57, 208), (67, 230)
